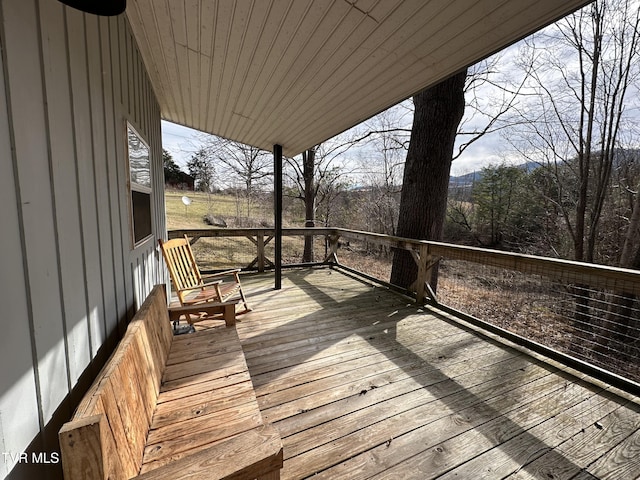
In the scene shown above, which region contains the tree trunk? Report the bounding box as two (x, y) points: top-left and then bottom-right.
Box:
(303, 148), (316, 262)
(390, 70), (467, 290)
(605, 182), (640, 343)
(619, 181), (640, 268)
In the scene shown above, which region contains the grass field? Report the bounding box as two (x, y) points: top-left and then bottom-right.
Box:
(164, 188), (311, 269)
(165, 189), (279, 230)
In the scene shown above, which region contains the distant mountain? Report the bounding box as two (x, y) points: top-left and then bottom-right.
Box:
(519, 161), (539, 173)
(449, 161), (539, 186)
(449, 170), (483, 186)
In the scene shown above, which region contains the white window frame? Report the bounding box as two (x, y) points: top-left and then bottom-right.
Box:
(126, 121), (153, 247)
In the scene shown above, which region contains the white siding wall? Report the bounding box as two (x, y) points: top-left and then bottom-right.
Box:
(0, 2), (165, 479)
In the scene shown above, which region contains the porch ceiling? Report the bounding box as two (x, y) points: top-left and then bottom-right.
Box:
(127, 0), (591, 157)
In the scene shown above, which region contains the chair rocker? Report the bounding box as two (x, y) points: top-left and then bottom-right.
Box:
(158, 236), (250, 327)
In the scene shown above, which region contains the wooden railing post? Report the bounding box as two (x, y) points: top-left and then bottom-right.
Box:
(324, 232), (340, 264)
(257, 231), (265, 273)
(415, 244), (430, 303)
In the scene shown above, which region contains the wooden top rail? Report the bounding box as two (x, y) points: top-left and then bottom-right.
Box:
(167, 227), (640, 296)
(424, 240), (640, 297)
(168, 227), (337, 239)
(337, 228), (425, 253)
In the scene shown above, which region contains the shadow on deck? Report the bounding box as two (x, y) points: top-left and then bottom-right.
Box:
(194, 267), (640, 480)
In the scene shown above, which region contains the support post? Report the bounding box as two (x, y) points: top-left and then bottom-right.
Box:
(274, 144), (283, 290)
(257, 231), (265, 273)
(415, 244), (429, 304)
(324, 233), (340, 264)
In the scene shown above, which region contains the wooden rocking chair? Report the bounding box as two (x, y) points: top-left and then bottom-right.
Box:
(158, 236), (250, 327)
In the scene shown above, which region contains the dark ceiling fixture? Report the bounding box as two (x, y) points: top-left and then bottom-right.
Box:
(57, 0), (126, 16)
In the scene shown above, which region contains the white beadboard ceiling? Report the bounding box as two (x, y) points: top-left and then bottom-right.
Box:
(127, 0), (592, 157)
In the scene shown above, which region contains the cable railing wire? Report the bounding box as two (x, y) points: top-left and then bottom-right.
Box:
(437, 259), (640, 384)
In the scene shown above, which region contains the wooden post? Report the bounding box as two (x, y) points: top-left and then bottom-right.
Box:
(274, 144), (283, 290)
(257, 231), (265, 273)
(324, 233), (340, 264)
(415, 244), (430, 304)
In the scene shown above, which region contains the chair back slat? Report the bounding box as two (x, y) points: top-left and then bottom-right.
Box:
(159, 236), (204, 303)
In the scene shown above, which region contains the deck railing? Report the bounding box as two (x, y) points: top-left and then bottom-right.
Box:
(167, 227), (640, 392)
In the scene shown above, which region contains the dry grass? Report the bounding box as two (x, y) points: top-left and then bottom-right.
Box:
(437, 266), (573, 350)
(337, 248), (393, 281)
(165, 190), (333, 269)
(437, 260), (640, 383)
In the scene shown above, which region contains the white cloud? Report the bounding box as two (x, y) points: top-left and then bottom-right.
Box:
(161, 120), (206, 169)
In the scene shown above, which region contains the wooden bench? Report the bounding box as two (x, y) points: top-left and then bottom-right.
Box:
(58, 285), (283, 480)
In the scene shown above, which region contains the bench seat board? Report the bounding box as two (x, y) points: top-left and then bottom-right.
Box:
(136, 425), (283, 479)
(160, 362), (252, 392)
(142, 410), (265, 470)
(166, 327), (244, 365)
(156, 371), (252, 404)
(163, 349), (247, 383)
(141, 324), (267, 474)
(151, 380), (259, 428)
(146, 401), (263, 446)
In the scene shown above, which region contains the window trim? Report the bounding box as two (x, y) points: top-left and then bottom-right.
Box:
(126, 121), (153, 247)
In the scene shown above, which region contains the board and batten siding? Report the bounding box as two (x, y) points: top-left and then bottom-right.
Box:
(0, 2), (166, 479)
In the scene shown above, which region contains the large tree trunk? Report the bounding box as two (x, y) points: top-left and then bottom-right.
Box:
(390, 70), (467, 290)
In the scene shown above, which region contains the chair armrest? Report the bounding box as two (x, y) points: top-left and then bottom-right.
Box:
(200, 279), (225, 288)
(133, 425), (283, 480)
(176, 281), (222, 294)
(203, 269), (242, 279)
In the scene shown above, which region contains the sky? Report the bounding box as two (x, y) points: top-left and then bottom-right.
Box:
(161, 120), (203, 169)
(161, 107), (508, 179)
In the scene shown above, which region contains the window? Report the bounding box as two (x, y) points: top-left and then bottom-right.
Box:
(127, 123), (152, 245)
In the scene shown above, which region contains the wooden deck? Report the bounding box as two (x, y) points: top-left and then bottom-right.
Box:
(195, 267), (640, 479)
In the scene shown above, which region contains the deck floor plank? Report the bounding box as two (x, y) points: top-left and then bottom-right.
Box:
(505, 399), (635, 479)
(225, 268), (640, 479)
(586, 417), (640, 480)
(396, 382), (606, 480)
(365, 383), (610, 480)
(263, 350), (527, 427)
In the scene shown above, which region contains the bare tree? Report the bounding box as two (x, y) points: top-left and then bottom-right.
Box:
(357, 108), (407, 237)
(606, 149), (640, 343)
(284, 141), (351, 262)
(454, 54), (533, 161)
(504, 0), (640, 351)
(507, 0), (640, 263)
(615, 150), (640, 268)
(200, 135), (272, 217)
